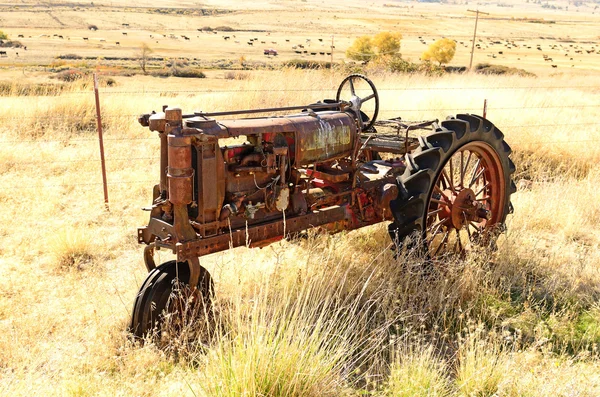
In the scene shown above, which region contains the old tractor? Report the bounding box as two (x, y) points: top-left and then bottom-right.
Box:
(131, 74), (516, 337)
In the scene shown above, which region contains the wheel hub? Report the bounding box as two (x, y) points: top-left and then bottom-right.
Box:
(438, 188), (490, 230)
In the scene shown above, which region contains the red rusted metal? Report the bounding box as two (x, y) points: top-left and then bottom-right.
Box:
(425, 141), (507, 255)
(136, 92), (419, 265)
(135, 75), (508, 277)
(483, 99), (488, 119)
(176, 205), (350, 260)
(93, 73), (109, 211)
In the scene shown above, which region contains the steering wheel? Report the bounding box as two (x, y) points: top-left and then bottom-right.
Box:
(335, 74), (379, 132)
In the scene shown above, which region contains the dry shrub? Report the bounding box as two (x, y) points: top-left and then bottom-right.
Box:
(223, 71), (250, 80)
(0, 82), (67, 96)
(475, 62), (535, 77)
(384, 343), (452, 397)
(53, 69), (87, 82)
(48, 227), (98, 270)
(154, 281), (216, 361)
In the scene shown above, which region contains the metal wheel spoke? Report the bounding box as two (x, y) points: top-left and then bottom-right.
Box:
(439, 174), (449, 190)
(428, 208), (444, 217)
(470, 221), (482, 232)
(454, 229), (463, 252)
(475, 196), (491, 202)
(469, 166), (486, 188)
(449, 157), (455, 191)
(349, 78), (356, 95)
(475, 183), (490, 197)
(428, 217), (448, 235)
(360, 93), (375, 104)
(465, 218), (473, 240)
(441, 170), (455, 192)
(459, 151), (465, 188)
(427, 224), (445, 243)
(468, 158), (481, 188)
(431, 198), (451, 208)
(432, 186), (452, 203)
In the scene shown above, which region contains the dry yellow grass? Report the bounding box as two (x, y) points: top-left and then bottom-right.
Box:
(0, 68), (599, 396)
(0, 0), (600, 394)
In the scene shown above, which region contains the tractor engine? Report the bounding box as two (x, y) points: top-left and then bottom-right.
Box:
(208, 110), (358, 230)
(137, 99), (401, 267)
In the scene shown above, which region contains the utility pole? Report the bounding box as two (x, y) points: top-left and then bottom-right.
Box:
(467, 9), (489, 70)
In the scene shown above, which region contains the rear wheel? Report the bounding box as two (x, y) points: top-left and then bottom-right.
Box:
(389, 114), (516, 257)
(129, 260), (214, 340)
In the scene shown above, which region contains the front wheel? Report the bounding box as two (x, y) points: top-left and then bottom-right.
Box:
(389, 114), (516, 257)
(129, 260), (214, 340)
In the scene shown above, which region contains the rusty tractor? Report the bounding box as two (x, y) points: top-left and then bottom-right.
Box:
(131, 74), (516, 338)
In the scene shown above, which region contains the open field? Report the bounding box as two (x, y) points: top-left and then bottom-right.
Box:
(1, 0), (600, 75)
(1, 1), (600, 396)
(1, 69), (600, 396)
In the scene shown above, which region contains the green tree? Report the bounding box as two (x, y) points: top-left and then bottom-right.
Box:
(421, 38), (457, 66)
(346, 36), (375, 62)
(0, 30), (8, 40)
(373, 31), (402, 56)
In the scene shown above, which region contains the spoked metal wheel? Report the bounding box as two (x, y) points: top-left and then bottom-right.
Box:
(426, 141), (507, 257)
(336, 74), (379, 131)
(389, 114), (516, 258)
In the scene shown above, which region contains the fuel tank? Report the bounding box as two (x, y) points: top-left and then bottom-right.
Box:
(291, 111), (357, 165)
(218, 111), (357, 166)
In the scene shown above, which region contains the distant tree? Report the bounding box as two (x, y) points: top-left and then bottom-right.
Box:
(421, 38), (457, 66)
(373, 31), (402, 56)
(0, 30), (8, 40)
(346, 32), (402, 62)
(346, 36), (375, 62)
(137, 43), (153, 74)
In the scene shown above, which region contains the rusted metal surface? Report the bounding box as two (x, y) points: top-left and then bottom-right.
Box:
(143, 244), (156, 272)
(135, 75), (453, 278)
(93, 73), (109, 210)
(293, 113), (356, 165)
(425, 141), (506, 256)
(176, 205), (350, 260)
(167, 134), (193, 205)
(190, 102), (342, 118)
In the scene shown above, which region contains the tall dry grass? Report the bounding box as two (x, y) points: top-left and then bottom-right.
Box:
(1, 69), (599, 395)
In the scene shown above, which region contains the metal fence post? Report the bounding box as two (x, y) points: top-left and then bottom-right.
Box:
(483, 99), (487, 119)
(93, 73), (110, 211)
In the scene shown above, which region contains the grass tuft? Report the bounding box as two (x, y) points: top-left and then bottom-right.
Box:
(198, 248), (389, 396)
(384, 343), (452, 397)
(48, 227), (98, 270)
(456, 327), (508, 397)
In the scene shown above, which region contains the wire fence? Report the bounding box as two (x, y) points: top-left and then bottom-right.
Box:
(0, 103), (599, 122)
(15, 85), (600, 95)
(1, 85), (599, 197)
